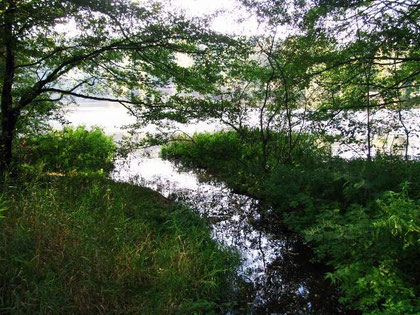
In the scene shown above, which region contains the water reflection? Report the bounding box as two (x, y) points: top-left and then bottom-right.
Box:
(112, 147), (357, 314)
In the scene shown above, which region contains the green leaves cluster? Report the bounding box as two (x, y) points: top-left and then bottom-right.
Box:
(17, 126), (115, 174)
(1, 0), (240, 168)
(230, 0), (420, 161)
(305, 186), (420, 314)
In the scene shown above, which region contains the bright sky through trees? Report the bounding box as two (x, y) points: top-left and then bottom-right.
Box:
(169, 0), (263, 35)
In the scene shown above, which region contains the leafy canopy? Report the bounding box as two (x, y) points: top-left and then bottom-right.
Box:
(0, 0), (237, 167)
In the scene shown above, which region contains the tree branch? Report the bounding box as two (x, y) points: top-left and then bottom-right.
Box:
(39, 88), (166, 109)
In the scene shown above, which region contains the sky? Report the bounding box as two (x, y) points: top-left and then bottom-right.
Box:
(55, 0), (265, 43)
(169, 0), (264, 36)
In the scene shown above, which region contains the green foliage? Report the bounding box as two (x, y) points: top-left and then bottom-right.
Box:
(0, 0), (237, 168)
(162, 129), (329, 171)
(17, 126), (115, 175)
(162, 130), (420, 314)
(270, 156), (420, 225)
(376, 185), (420, 248)
(337, 157), (420, 204)
(0, 174), (239, 313)
(162, 131), (254, 172)
(305, 186), (420, 314)
(238, 0), (419, 162)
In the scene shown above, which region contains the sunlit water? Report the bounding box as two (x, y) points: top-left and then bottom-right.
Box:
(111, 147), (349, 313)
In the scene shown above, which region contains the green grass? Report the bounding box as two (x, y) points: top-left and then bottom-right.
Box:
(0, 173), (239, 313)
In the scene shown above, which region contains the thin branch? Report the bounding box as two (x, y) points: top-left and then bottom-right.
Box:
(14, 46), (80, 69)
(40, 88), (164, 108)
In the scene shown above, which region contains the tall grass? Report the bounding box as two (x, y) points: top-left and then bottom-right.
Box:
(1, 127), (239, 313)
(0, 174), (239, 313)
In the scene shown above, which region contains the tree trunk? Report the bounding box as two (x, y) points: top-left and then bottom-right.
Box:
(0, 0), (17, 171)
(367, 100), (371, 161)
(0, 114), (17, 169)
(366, 65), (372, 162)
(398, 108), (410, 161)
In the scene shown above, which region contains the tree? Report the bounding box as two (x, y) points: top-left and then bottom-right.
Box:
(0, 0), (233, 170)
(240, 0), (420, 159)
(162, 32), (330, 170)
(308, 0), (419, 159)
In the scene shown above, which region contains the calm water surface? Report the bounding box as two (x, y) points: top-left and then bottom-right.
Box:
(55, 101), (420, 159)
(111, 147), (353, 314)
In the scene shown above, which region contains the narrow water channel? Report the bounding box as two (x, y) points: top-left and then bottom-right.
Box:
(111, 146), (355, 314)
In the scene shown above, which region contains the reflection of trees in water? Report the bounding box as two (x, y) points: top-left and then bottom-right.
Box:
(252, 238), (358, 314)
(169, 184), (357, 313)
(112, 153), (358, 314)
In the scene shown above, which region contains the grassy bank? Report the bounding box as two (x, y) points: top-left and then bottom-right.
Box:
(162, 130), (420, 314)
(0, 128), (239, 313)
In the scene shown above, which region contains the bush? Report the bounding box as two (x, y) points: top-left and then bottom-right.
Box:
(17, 126), (115, 174)
(162, 131), (245, 168)
(304, 185), (420, 314)
(340, 156), (420, 203)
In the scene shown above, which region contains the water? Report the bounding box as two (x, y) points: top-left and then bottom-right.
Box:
(51, 101), (223, 140)
(111, 147), (353, 314)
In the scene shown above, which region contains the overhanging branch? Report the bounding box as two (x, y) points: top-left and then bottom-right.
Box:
(40, 88), (166, 109)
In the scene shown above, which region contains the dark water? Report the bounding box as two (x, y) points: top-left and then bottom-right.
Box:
(112, 147), (358, 314)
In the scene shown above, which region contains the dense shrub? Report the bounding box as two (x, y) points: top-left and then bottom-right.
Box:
(304, 186), (420, 314)
(339, 156), (420, 203)
(162, 131), (247, 169)
(17, 126), (115, 174)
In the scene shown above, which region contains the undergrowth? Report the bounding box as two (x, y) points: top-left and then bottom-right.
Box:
(16, 126), (115, 175)
(0, 173), (239, 313)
